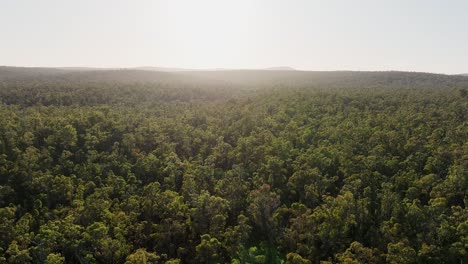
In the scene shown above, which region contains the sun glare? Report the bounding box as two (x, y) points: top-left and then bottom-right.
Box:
(157, 0), (257, 69)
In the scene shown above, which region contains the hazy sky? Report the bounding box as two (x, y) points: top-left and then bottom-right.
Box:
(1, 0), (467, 74)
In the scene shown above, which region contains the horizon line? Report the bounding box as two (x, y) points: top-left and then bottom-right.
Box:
(1, 65), (465, 76)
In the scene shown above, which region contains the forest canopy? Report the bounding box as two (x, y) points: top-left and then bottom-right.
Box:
(0, 67), (467, 263)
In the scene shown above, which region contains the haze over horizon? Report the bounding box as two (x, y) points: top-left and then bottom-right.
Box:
(1, 0), (468, 74)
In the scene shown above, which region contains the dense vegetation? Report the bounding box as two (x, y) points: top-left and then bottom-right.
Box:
(0, 67), (467, 263)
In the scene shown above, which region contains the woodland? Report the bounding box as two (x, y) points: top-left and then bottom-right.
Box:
(0, 67), (466, 263)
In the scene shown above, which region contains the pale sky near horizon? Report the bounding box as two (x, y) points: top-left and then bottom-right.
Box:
(1, 0), (467, 74)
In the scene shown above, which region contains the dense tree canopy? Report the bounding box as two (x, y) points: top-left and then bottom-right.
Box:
(0, 68), (466, 263)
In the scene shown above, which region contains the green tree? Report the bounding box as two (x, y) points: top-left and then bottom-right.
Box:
(45, 253), (65, 264)
(125, 249), (160, 264)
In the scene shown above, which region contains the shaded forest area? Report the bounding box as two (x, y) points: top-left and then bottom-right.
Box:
(0, 67), (467, 263)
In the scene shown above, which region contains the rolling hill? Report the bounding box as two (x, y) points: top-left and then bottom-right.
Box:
(2, 66), (468, 88)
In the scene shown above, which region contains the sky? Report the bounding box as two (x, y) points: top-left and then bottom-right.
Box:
(1, 0), (467, 74)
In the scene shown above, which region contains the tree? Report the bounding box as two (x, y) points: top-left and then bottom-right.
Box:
(5, 240), (32, 264)
(125, 249), (160, 264)
(386, 240), (417, 264)
(248, 184), (280, 242)
(335, 241), (379, 264)
(45, 253), (65, 264)
(195, 234), (224, 264)
(285, 252), (311, 264)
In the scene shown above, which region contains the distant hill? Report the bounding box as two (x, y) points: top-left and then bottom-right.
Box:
(0, 66), (66, 80)
(1, 66), (468, 106)
(59, 67), (113, 71)
(135, 66), (196, 72)
(262, 66), (296, 71)
(136, 66), (296, 72)
(1, 66), (468, 90)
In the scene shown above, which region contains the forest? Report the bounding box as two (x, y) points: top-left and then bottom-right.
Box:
(0, 67), (466, 263)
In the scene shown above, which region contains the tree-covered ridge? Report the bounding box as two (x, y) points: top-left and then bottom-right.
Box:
(0, 69), (466, 263)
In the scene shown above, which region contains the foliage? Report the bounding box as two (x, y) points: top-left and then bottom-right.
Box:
(0, 68), (466, 263)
